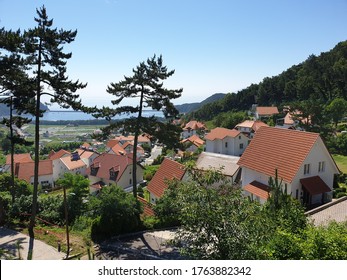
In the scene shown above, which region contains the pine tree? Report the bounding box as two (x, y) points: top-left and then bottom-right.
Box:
(0, 29), (34, 204)
(97, 55), (182, 197)
(1, 6), (86, 258)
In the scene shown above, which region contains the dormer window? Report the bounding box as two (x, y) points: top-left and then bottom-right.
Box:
(109, 165), (120, 181)
(90, 162), (100, 176)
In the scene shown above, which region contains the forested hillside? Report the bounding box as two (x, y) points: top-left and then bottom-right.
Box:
(189, 41), (347, 121)
(175, 93), (226, 113)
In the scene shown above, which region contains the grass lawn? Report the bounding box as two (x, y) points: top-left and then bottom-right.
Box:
(332, 154), (347, 174)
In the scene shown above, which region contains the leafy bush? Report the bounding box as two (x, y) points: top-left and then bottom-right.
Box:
(39, 195), (64, 226)
(90, 185), (142, 241)
(336, 192), (347, 198)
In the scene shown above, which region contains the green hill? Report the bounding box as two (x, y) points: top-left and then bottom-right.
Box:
(189, 40), (347, 120)
(175, 93), (226, 113)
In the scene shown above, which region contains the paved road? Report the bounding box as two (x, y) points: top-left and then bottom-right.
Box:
(0, 227), (65, 260)
(144, 145), (163, 165)
(308, 198), (347, 226)
(96, 229), (181, 260)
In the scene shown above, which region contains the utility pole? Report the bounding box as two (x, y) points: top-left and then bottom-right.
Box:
(62, 184), (70, 259)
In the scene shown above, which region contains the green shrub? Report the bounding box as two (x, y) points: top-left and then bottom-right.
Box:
(336, 192), (347, 198)
(142, 216), (161, 230)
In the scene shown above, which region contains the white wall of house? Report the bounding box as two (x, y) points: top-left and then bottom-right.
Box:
(182, 129), (200, 139)
(117, 165), (144, 190)
(30, 174), (54, 189)
(206, 134), (248, 156)
(52, 159), (66, 181)
(241, 138), (338, 205)
(291, 138), (337, 204)
(240, 167), (292, 204)
(88, 164), (144, 191)
(52, 159), (87, 181)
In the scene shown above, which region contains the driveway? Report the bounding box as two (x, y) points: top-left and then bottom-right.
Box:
(144, 145), (163, 165)
(0, 227), (65, 260)
(95, 229), (182, 260)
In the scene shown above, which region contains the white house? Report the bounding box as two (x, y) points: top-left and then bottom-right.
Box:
(4, 153), (33, 173)
(181, 120), (206, 139)
(181, 134), (205, 153)
(254, 106), (279, 120)
(87, 153), (144, 192)
(146, 158), (187, 204)
(196, 152), (241, 185)
(237, 126), (339, 207)
(205, 127), (249, 156)
(15, 160), (54, 190)
(235, 120), (268, 139)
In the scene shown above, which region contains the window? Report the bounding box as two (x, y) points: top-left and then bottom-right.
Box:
(239, 135), (241, 139)
(129, 179), (132, 185)
(239, 143), (244, 149)
(225, 142), (228, 148)
(295, 189), (299, 199)
(304, 164), (310, 175)
(318, 161), (325, 172)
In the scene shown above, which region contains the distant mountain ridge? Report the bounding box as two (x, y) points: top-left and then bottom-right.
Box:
(188, 40), (347, 121)
(175, 93), (226, 113)
(0, 102), (49, 117)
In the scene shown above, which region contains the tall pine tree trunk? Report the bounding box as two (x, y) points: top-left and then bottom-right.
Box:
(9, 96), (15, 204)
(28, 33), (42, 253)
(132, 88), (144, 198)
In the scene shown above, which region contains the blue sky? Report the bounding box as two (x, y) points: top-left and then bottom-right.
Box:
(1, 0), (347, 109)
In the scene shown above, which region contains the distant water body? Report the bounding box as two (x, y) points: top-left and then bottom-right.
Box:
(42, 110), (164, 121)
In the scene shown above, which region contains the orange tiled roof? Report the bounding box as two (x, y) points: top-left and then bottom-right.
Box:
(16, 160), (53, 183)
(48, 149), (70, 160)
(256, 106), (279, 116)
(181, 134), (205, 147)
(147, 158), (185, 198)
(81, 142), (91, 148)
(87, 153), (132, 182)
(244, 180), (270, 199)
(137, 196), (155, 217)
(76, 148), (96, 159)
(111, 143), (127, 155)
(60, 156), (86, 170)
(138, 134), (151, 143)
(114, 135), (135, 142)
(238, 126), (320, 183)
(235, 120), (268, 131)
(106, 139), (120, 148)
(183, 120), (206, 130)
(284, 111), (311, 125)
(6, 153), (33, 165)
(205, 127), (240, 141)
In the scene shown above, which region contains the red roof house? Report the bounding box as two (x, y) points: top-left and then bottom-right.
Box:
(235, 120), (268, 138)
(15, 160), (54, 189)
(255, 106), (279, 119)
(205, 127), (249, 156)
(181, 120), (206, 139)
(87, 153), (144, 192)
(147, 158), (186, 203)
(238, 126), (339, 207)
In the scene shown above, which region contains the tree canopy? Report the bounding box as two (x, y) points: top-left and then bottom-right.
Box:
(189, 41), (347, 121)
(94, 54), (183, 197)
